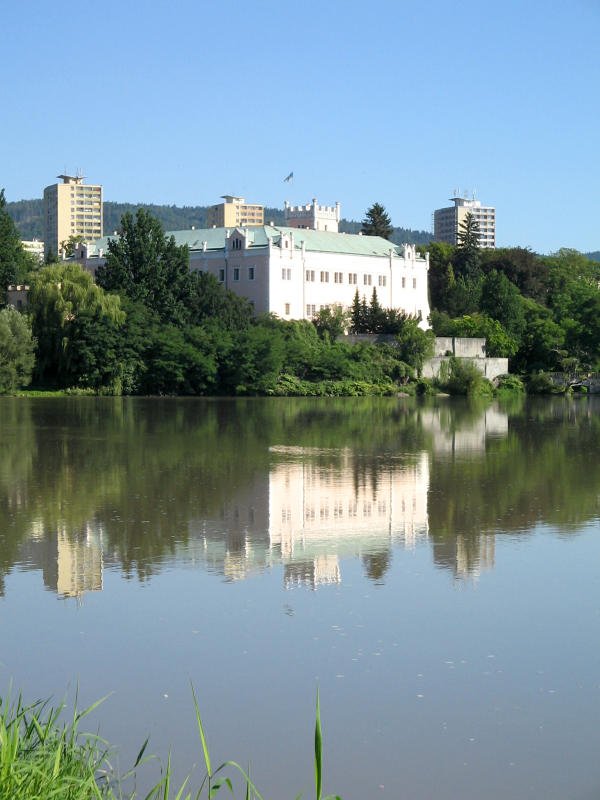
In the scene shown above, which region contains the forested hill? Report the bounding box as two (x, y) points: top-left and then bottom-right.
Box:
(6, 198), (432, 246)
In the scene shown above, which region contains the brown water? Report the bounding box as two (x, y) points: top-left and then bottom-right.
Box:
(1, 396), (599, 799)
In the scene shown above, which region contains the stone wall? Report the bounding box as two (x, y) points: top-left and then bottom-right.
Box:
(422, 356), (508, 382)
(433, 337), (486, 357)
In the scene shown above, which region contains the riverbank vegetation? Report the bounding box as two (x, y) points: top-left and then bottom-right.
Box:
(0, 688), (340, 800)
(425, 213), (600, 377)
(1, 194), (599, 396)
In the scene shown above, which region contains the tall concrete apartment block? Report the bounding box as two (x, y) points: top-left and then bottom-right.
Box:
(43, 174), (103, 259)
(434, 194), (496, 248)
(284, 198), (341, 232)
(206, 196), (264, 228)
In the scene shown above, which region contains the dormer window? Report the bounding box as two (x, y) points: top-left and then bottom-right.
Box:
(232, 238), (242, 250)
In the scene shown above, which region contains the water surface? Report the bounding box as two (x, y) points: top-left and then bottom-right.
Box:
(1, 397), (599, 799)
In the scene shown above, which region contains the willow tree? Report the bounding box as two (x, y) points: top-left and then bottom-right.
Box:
(28, 262), (125, 387)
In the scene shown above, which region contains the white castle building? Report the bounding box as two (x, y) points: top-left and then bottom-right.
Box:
(78, 200), (431, 326)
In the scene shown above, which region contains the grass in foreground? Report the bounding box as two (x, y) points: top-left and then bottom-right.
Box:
(0, 687), (341, 800)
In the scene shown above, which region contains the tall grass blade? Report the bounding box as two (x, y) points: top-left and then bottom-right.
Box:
(134, 735), (151, 768)
(221, 761), (265, 800)
(162, 750), (172, 800)
(314, 689), (322, 800)
(191, 683), (212, 777)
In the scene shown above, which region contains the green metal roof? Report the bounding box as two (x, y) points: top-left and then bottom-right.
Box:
(87, 226), (406, 258)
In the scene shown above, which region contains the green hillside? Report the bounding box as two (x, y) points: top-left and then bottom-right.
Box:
(6, 198), (432, 246)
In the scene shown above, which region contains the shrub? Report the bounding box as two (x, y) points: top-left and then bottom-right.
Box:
(495, 374), (525, 395)
(526, 371), (564, 395)
(441, 357), (493, 397)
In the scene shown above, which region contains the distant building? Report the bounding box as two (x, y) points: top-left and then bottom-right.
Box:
(43, 174), (103, 260)
(80, 224), (431, 326)
(206, 196), (264, 228)
(6, 285), (29, 310)
(22, 239), (44, 262)
(284, 198), (341, 232)
(433, 194), (496, 248)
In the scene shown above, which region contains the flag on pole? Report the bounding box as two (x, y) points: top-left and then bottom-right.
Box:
(283, 172), (294, 182)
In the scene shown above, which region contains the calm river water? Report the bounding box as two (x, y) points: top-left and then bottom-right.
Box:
(1, 396), (600, 799)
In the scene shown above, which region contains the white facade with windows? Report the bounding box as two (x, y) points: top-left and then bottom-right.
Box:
(80, 225), (431, 327)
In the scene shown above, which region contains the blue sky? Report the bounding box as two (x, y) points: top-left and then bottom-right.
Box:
(2, 0), (599, 252)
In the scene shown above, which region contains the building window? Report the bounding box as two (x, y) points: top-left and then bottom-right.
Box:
(285, 303), (290, 315)
(232, 238), (242, 250)
(248, 267), (255, 280)
(233, 268), (240, 281)
(218, 269), (225, 282)
(306, 304), (316, 317)
(348, 273), (357, 285)
(413, 278), (417, 289)
(306, 270), (315, 282)
(334, 272), (343, 283)
(363, 274), (372, 286)
(401, 277), (406, 288)
(320, 271), (329, 283)
(282, 268), (291, 280)
(378, 275), (387, 287)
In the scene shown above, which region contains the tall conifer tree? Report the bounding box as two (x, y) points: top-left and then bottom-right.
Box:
(361, 203), (393, 240)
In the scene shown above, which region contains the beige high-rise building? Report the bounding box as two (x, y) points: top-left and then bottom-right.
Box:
(43, 174), (103, 259)
(206, 195), (264, 228)
(433, 194), (496, 248)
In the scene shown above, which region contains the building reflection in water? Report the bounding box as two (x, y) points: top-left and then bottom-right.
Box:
(269, 448), (429, 589)
(21, 521), (104, 599)
(11, 403), (511, 594)
(191, 448), (430, 588)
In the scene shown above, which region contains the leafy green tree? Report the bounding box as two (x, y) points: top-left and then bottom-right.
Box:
(61, 311), (126, 392)
(431, 311), (519, 358)
(59, 234), (87, 258)
(96, 209), (190, 324)
(139, 323), (218, 395)
(444, 274), (483, 318)
(513, 298), (565, 373)
(219, 324), (286, 394)
(312, 304), (348, 340)
(185, 271), (252, 331)
(480, 247), (548, 304)
(394, 318), (435, 376)
(361, 203), (393, 240)
(28, 262), (125, 385)
(0, 189), (36, 288)
(0, 307), (35, 392)
(479, 270), (526, 340)
(420, 241), (455, 311)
